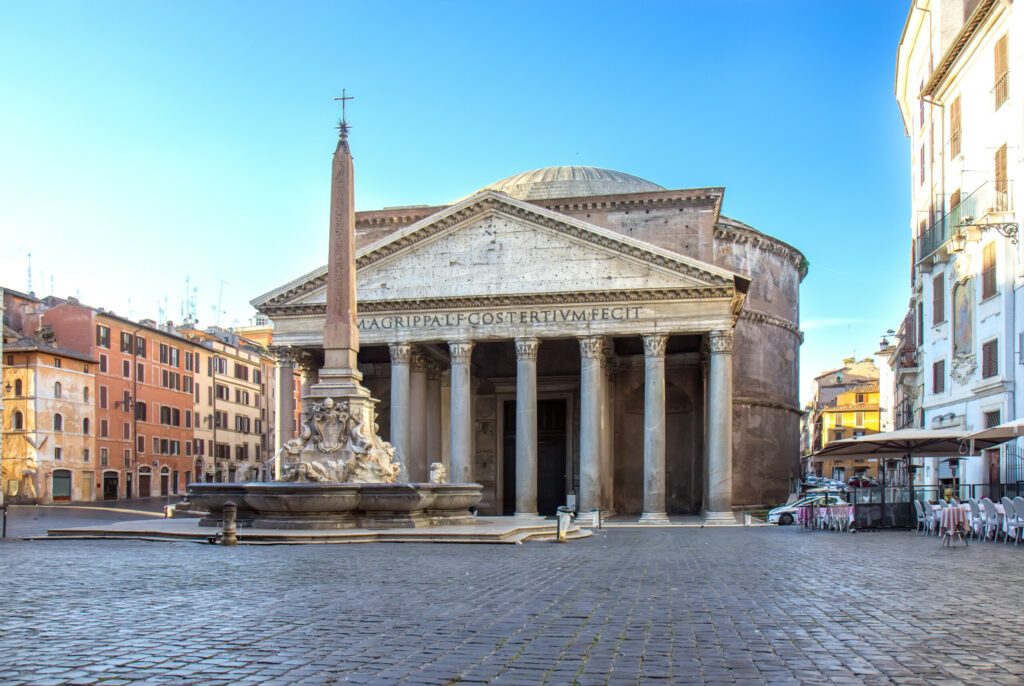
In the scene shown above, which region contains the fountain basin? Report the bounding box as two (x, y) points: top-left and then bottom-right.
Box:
(184, 481), (482, 530)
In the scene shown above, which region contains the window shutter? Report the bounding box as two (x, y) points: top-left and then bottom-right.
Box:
(950, 96), (961, 158)
(983, 339), (999, 378)
(933, 273), (945, 323)
(995, 35), (1009, 108)
(934, 360), (945, 393)
(982, 243), (997, 299)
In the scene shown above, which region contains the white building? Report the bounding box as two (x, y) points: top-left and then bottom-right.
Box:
(896, 0), (1024, 493)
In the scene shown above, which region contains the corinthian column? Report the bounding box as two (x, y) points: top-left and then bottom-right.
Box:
(514, 337), (539, 516)
(578, 336), (605, 513)
(640, 334), (670, 524)
(409, 350), (428, 482)
(269, 345), (296, 480)
(389, 343), (412, 480)
(426, 363), (442, 466)
(449, 341), (474, 483)
(706, 330), (734, 522)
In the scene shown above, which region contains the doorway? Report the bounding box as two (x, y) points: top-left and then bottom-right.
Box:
(502, 398), (568, 516)
(82, 471), (95, 501)
(103, 472), (119, 500)
(138, 468), (151, 498)
(160, 468), (170, 496)
(52, 469), (72, 502)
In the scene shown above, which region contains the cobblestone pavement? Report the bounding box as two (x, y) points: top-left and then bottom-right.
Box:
(2, 526), (1023, 685)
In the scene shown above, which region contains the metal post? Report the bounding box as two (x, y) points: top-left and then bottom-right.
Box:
(221, 501), (238, 546)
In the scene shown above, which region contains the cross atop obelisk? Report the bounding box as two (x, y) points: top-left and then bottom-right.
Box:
(334, 89), (354, 139)
(315, 89), (366, 397)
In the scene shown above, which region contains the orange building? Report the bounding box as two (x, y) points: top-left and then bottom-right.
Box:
(39, 301), (198, 498)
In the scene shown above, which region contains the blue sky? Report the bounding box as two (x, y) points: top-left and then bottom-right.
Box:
(0, 1), (911, 402)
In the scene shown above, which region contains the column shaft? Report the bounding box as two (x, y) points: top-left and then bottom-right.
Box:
(426, 365), (442, 466)
(449, 342), (474, 484)
(389, 343), (412, 481)
(409, 351), (428, 482)
(706, 330), (734, 517)
(271, 349), (296, 480)
(640, 335), (669, 524)
(578, 337), (604, 513)
(601, 351), (615, 515)
(515, 338), (539, 516)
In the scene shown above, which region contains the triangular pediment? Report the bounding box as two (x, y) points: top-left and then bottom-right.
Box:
(253, 191), (745, 315)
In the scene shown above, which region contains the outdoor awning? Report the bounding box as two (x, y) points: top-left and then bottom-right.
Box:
(963, 417), (1024, 446)
(813, 428), (1000, 458)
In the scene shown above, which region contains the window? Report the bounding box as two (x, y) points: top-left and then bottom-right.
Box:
(120, 331), (133, 352)
(933, 273), (945, 323)
(919, 143), (925, 186)
(100, 419), (108, 437)
(12, 411), (23, 430)
(933, 360), (946, 393)
(53, 413), (63, 431)
(137, 435), (145, 453)
(135, 336), (146, 358)
(184, 376), (193, 393)
(854, 412), (864, 427)
(159, 343), (168, 364)
(995, 143), (1009, 211)
(122, 360), (131, 378)
(14, 379), (22, 396)
(84, 448), (90, 462)
(53, 358), (61, 369)
(982, 242), (997, 300)
(136, 362), (144, 382)
(253, 369), (262, 384)
(949, 95), (961, 158)
(123, 422), (130, 439)
(216, 384), (229, 401)
(917, 302), (924, 345)
(100, 447), (109, 466)
(950, 188), (961, 212)
(170, 347), (179, 368)
(995, 34), (1009, 109)
(83, 418), (90, 434)
(83, 387), (89, 403)
(234, 363), (249, 381)
(96, 325), (111, 348)
(834, 413), (844, 427)
(53, 381), (63, 398)
(99, 385), (107, 409)
(135, 401), (147, 421)
(985, 410), (1002, 429)
(122, 390), (131, 412)
(99, 354), (108, 373)
(186, 441), (192, 456)
(833, 430), (844, 441)
(185, 410), (192, 428)
(154, 437), (161, 454)
(856, 393), (865, 404)
(983, 339), (999, 378)
(123, 449), (130, 467)
(54, 447), (62, 461)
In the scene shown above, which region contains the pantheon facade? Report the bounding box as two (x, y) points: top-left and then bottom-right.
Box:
(254, 167), (806, 519)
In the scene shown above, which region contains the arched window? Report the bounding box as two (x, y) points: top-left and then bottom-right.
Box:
(14, 379), (22, 396)
(53, 413), (64, 431)
(54, 382), (62, 398)
(83, 418), (90, 434)
(12, 411), (23, 430)
(83, 387), (89, 403)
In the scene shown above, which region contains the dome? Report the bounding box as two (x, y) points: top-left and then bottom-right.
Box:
(478, 166), (665, 201)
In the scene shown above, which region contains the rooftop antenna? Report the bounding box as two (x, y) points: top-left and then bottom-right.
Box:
(215, 278), (228, 327)
(26, 252), (32, 293)
(128, 297), (134, 320)
(50, 276), (55, 298)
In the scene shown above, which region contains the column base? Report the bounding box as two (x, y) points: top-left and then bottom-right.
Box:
(638, 511), (671, 525)
(513, 512), (542, 519)
(702, 511), (740, 526)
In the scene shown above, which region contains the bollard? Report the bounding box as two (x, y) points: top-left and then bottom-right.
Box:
(221, 501), (238, 546)
(556, 505), (573, 543)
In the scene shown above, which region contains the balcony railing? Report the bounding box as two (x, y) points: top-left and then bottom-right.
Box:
(916, 181), (1013, 262)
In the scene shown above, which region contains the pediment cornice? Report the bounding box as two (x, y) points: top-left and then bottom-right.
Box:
(254, 191), (745, 312)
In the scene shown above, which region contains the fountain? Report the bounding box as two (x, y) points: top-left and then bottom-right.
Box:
(185, 96), (482, 529)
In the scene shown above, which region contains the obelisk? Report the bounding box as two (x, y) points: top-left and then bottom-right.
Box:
(309, 96), (369, 401)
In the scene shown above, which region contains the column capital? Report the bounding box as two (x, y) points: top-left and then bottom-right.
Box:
(267, 345), (295, 365)
(708, 330), (734, 354)
(293, 350), (317, 375)
(514, 337), (540, 361)
(426, 362), (442, 381)
(389, 342), (412, 365)
(449, 341), (474, 365)
(642, 334), (669, 358)
(410, 350), (429, 373)
(578, 336), (605, 359)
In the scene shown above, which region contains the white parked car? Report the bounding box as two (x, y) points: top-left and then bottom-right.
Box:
(768, 493), (848, 525)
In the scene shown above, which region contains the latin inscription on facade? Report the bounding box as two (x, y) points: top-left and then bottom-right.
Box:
(357, 306), (644, 331)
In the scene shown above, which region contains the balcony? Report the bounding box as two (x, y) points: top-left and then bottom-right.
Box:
(916, 181), (1012, 263)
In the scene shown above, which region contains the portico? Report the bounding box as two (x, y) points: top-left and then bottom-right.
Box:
(255, 190), (749, 519)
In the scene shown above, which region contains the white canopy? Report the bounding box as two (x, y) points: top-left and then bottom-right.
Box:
(813, 428), (998, 458)
(963, 417), (1024, 446)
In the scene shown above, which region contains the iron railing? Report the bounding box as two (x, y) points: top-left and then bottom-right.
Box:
(916, 181), (1013, 262)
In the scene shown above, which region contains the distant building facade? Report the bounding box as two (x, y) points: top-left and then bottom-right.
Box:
(896, 0), (1024, 490)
